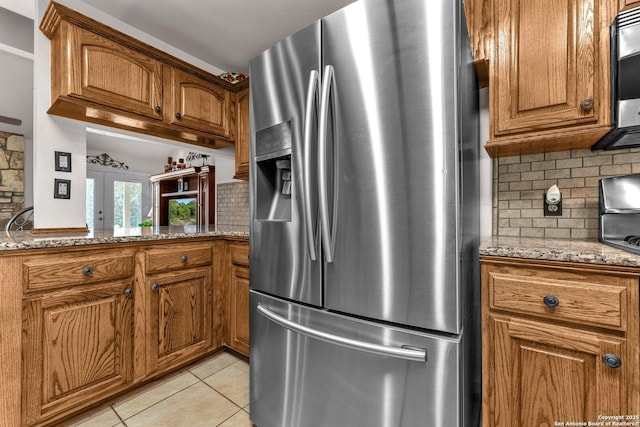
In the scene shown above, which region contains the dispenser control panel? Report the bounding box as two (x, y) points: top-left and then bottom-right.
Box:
(256, 121), (292, 159)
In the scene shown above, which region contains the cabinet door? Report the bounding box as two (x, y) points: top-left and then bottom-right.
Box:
(147, 267), (213, 374)
(622, 0), (640, 9)
(234, 87), (250, 180)
(64, 25), (163, 120)
(229, 264), (250, 356)
(484, 315), (629, 426)
(169, 68), (231, 137)
(22, 281), (134, 426)
(492, 0), (598, 136)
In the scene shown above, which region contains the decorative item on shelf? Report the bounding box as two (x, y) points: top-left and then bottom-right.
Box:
(183, 177), (189, 191)
(177, 177), (184, 192)
(55, 151), (71, 172)
(86, 153), (129, 170)
(219, 72), (248, 84)
(186, 152), (206, 167)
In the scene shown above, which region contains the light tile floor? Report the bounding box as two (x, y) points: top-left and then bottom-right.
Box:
(64, 352), (251, 427)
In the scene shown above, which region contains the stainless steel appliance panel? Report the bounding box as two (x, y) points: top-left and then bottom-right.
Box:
(250, 291), (462, 427)
(320, 0), (463, 332)
(249, 22), (322, 306)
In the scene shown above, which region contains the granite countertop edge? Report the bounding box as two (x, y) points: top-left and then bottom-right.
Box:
(0, 226), (249, 251)
(480, 236), (640, 268)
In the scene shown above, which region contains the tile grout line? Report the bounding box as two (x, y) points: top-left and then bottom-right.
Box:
(198, 369), (247, 411)
(111, 404), (127, 427)
(215, 407), (248, 427)
(113, 372), (201, 423)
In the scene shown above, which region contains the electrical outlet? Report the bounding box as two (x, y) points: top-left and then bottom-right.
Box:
(543, 195), (562, 216)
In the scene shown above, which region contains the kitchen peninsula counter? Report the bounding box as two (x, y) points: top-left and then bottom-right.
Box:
(0, 224), (249, 426)
(480, 235), (640, 268)
(0, 224), (248, 251)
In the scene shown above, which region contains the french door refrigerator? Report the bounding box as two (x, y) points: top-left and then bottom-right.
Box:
(248, 0), (480, 425)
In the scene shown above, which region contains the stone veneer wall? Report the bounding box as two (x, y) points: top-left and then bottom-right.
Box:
(493, 147), (640, 239)
(0, 132), (24, 228)
(216, 181), (249, 226)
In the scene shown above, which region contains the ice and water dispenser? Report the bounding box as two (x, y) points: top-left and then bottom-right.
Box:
(255, 121), (292, 221)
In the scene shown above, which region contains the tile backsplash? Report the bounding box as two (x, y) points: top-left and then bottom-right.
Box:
(493, 147), (640, 239)
(217, 181), (249, 226)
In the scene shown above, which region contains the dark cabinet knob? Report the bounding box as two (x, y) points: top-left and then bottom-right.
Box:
(580, 99), (594, 112)
(82, 267), (93, 276)
(124, 289), (133, 297)
(175, 112), (182, 120)
(152, 283), (160, 292)
(155, 105), (162, 114)
(603, 354), (622, 368)
(181, 255), (188, 262)
(543, 295), (559, 308)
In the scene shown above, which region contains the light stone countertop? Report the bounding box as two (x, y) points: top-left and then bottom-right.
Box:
(0, 224), (249, 251)
(480, 235), (640, 268)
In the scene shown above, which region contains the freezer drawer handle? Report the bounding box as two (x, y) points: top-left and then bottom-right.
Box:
(257, 303), (427, 363)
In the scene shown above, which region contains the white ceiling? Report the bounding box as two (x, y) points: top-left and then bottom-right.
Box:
(81, 0), (354, 72)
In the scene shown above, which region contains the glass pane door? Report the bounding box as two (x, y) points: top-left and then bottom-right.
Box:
(86, 171), (151, 230)
(113, 180), (143, 229)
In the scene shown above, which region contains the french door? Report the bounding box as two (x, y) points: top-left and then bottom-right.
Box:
(87, 170), (151, 230)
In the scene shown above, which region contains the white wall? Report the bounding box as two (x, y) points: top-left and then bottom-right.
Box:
(479, 88), (492, 240)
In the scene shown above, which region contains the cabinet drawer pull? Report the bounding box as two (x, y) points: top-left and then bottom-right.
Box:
(580, 98), (594, 112)
(154, 105), (162, 114)
(175, 112), (182, 120)
(603, 354), (622, 368)
(543, 295), (559, 308)
(124, 288), (133, 297)
(82, 267), (93, 276)
(181, 255), (188, 262)
(152, 283), (161, 292)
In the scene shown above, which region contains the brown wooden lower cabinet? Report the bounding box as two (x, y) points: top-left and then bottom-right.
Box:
(22, 280), (134, 426)
(482, 257), (640, 427)
(227, 242), (250, 356)
(6, 237), (249, 426)
(145, 267), (213, 376)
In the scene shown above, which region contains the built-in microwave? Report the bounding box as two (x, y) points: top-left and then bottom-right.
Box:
(593, 6), (640, 150)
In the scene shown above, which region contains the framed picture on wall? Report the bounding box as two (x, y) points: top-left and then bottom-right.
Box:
(54, 179), (71, 199)
(55, 151), (71, 172)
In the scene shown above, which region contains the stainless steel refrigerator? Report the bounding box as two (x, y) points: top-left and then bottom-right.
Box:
(248, 0), (480, 425)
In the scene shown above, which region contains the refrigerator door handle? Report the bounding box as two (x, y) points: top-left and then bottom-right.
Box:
(303, 70), (320, 261)
(318, 65), (337, 263)
(257, 303), (427, 363)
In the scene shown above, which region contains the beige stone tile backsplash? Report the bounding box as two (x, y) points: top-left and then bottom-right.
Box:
(217, 181), (249, 226)
(493, 147), (640, 239)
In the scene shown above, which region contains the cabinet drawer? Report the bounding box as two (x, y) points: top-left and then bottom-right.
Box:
(23, 250), (135, 291)
(145, 243), (212, 274)
(488, 271), (627, 330)
(230, 242), (249, 266)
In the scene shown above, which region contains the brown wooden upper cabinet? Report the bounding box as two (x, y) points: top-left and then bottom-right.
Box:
(168, 68), (232, 139)
(40, 1), (248, 151)
(234, 87), (250, 180)
(622, 0), (640, 9)
(59, 25), (164, 121)
(463, 0), (619, 157)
